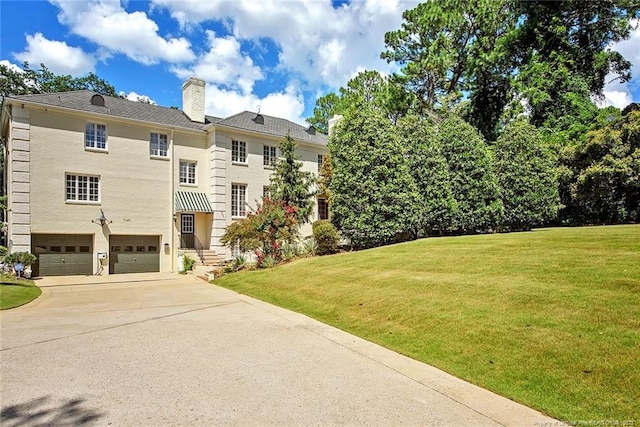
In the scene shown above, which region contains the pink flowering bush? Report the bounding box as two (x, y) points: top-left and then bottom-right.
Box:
(221, 197), (300, 267)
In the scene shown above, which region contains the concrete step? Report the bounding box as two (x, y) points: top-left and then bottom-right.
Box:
(182, 250), (227, 266)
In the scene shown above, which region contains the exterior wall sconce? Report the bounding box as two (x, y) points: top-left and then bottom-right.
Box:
(92, 209), (112, 226)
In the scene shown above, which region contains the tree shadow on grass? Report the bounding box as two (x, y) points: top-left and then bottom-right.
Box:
(1, 395), (104, 426)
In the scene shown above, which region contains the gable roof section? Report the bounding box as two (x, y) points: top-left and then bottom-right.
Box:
(7, 90), (210, 131)
(216, 111), (327, 146)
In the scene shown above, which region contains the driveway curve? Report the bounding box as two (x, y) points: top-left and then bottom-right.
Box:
(0, 273), (556, 426)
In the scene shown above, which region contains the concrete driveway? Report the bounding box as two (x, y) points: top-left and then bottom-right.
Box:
(1, 273), (556, 426)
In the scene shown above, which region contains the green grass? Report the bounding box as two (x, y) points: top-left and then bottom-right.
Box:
(214, 225), (640, 422)
(0, 274), (42, 309)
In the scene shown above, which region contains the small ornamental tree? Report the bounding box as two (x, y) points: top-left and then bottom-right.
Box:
(270, 132), (316, 223)
(494, 120), (560, 230)
(221, 198), (299, 267)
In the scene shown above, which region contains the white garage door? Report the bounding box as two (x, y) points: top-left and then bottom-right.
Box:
(31, 234), (93, 276)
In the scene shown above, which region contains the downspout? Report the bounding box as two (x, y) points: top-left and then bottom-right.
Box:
(170, 128), (175, 273)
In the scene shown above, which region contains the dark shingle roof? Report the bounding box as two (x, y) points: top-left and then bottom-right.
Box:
(216, 111), (327, 146)
(8, 90), (210, 131)
(7, 91), (328, 146)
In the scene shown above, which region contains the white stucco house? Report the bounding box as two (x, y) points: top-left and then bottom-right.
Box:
(0, 78), (328, 276)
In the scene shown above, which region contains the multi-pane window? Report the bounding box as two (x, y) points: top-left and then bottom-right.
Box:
(150, 132), (168, 157)
(232, 184), (247, 217)
(179, 161), (196, 184)
(263, 145), (277, 166)
(263, 185), (271, 199)
(85, 123), (107, 149)
(317, 154), (324, 172)
(232, 140), (247, 163)
(318, 197), (329, 220)
(66, 174), (99, 202)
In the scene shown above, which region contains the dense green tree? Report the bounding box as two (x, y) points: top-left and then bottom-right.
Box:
(436, 115), (502, 233)
(269, 132), (316, 223)
(397, 114), (456, 235)
(381, 0), (640, 140)
(306, 70), (414, 132)
(559, 111), (640, 224)
(0, 62), (119, 97)
(381, 0), (515, 138)
(494, 120), (560, 230)
(329, 105), (419, 249)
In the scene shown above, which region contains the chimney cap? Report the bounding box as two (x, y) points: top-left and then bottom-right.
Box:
(182, 77), (205, 89)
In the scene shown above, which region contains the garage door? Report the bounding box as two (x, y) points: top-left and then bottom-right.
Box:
(109, 235), (160, 274)
(31, 234), (93, 276)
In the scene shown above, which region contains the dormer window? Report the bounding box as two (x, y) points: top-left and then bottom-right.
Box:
(90, 94), (105, 107)
(253, 113), (264, 125)
(307, 125), (316, 135)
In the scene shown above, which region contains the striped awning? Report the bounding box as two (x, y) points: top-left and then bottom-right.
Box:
(175, 191), (214, 213)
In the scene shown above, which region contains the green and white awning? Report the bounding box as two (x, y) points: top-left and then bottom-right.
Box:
(175, 191), (213, 213)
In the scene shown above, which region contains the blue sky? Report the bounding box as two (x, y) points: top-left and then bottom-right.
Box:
(1, 1), (639, 125)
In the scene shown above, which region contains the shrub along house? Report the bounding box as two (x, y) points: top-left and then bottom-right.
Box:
(0, 78), (328, 276)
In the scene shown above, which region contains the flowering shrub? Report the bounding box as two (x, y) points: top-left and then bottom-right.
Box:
(221, 197), (300, 267)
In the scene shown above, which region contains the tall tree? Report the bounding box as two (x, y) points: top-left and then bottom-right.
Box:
(0, 62), (119, 97)
(397, 114), (456, 235)
(329, 105), (419, 249)
(494, 120), (560, 231)
(269, 132), (316, 223)
(436, 115), (503, 233)
(381, 0), (640, 140)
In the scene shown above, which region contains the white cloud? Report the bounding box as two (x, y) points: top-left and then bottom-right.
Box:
(0, 60), (24, 73)
(600, 19), (640, 108)
(152, 0), (421, 88)
(120, 91), (157, 105)
(13, 33), (96, 75)
(205, 84), (306, 125)
(50, 0), (195, 65)
(171, 31), (263, 95)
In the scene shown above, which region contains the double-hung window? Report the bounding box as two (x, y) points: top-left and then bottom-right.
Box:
(66, 174), (100, 202)
(150, 132), (168, 157)
(232, 184), (247, 217)
(317, 154), (324, 172)
(263, 145), (277, 166)
(85, 123), (107, 150)
(179, 161), (197, 185)
(232, 140), (247, 163)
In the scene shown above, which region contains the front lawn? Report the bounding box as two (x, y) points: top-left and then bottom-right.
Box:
(0, 274), (42, 309)
(214, 225), (640, 422)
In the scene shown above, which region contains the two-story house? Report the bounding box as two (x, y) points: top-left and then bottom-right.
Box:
(0, 78), (328, 276)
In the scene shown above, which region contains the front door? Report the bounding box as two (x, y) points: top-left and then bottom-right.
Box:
(181, 214), (195, 248)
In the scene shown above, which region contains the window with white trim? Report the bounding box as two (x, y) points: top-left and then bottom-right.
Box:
(66, 174), (100, 202)
(232, 140), (247, 163)
(232, 184), (247, 217)
(263, 145), (277, 166)
(179, 161), (197, 185)
(263, 185), (271, 199)
(150, 132), (168, 157)
(85, 123), (107, 150)
(317, 154), (324, 172)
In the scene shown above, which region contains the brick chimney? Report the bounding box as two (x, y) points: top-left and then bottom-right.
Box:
(182, 77), (205, 123)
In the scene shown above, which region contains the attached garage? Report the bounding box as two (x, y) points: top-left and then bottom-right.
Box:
(31, 234), (93, 276)
(109, 235), (160, 274)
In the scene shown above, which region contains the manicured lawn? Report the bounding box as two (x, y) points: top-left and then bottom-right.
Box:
(214, 225), (640, 422)
(0, 274), (42, 309)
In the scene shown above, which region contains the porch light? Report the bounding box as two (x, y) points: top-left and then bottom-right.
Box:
(92, 209), (112, 226)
